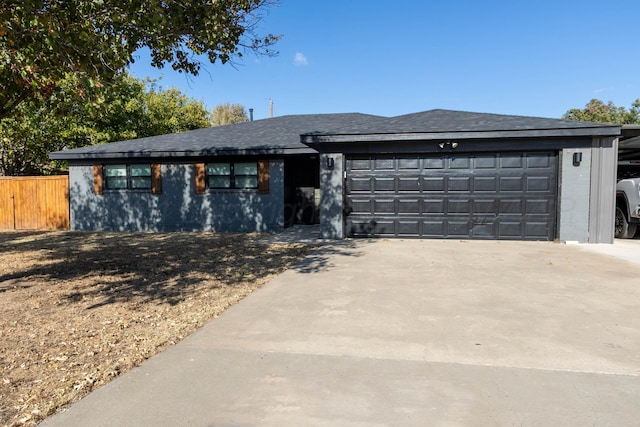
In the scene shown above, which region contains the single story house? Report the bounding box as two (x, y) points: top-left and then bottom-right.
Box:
(49, 109), (621, 243)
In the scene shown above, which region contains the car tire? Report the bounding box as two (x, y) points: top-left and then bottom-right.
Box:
(615, 206), (638, 239)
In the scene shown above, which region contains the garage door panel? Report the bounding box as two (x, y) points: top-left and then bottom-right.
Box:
(500, 176), (524, 191)
(448, 199), (471, 213)
(422, 177), (446, 191)
(398, 199), (420, 213)
(424, 158), (445, 169)
(474, 177), (497, 191)
(471, 220), (496, 238)
(397, 221), (420, 235)
(527, 154), (552, 168)
(423, 199), (445, 214)
(525, 222), (550, 238)
(349, 177), (372, 192)
(349, 159), (372, 170)
(447, 220), (471, 236)
(498, 221), (523, 238)
(422, 220), (445, 236)
(527, 176), (551, 192)
(450, 157), (471, 169)
(345, 152), (557, 240)
(373, 178), (395, 192)
(373, 199), (395, 214)
(347, 218), (393, 236)
(499, 199), (523, 214)
(526, 199), (551, 214)
(398, 177), (420, 192)
(501, 156), (524, 168)
(398, 158), (420, 169)
(373, 220), (395, 235)
(476, 156), (497, 168)
(349, 199), (373, 214)
(374, 158), (394, 170)
(449, 177), (471, 191)
(474, 199), (498, 213)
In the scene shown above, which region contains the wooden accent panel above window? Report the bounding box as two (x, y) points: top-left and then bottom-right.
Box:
(258, 160), (269, 194)
(195, 163), (206, 194)
(93, 164), (103, 195)
(151, 164), (162, 195)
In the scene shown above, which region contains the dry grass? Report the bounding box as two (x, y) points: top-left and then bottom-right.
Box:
(0, 231), (315, 426)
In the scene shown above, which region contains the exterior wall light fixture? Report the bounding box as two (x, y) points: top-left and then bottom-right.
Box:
(438, 141), (459, 150)
(573, 152), (582, 167)
(326, 157), (335, 169)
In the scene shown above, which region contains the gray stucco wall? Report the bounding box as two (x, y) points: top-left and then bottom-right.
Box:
(68, 160), (284, 232)
(319, 153), (344, 239)
(558, 147), (592, 242)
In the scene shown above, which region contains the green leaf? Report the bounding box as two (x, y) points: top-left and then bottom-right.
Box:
(0, 0), (280, 120)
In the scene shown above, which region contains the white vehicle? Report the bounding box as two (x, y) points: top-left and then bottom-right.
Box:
(616, 176), (640, 238)
(615, 131), (640, 239)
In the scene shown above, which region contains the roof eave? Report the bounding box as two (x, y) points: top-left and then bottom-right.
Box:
(301, 127), (621, 144)
(49, 147), (317, 161)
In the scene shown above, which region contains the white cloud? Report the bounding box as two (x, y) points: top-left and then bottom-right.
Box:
(293, 52), (308, 66)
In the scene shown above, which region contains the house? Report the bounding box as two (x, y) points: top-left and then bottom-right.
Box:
(49, 109), (621, 243)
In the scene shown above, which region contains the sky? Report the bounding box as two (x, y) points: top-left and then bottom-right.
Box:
(128, 0), (640, 121)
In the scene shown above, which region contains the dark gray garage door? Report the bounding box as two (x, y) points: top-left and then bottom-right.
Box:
(345, 152), (558, 240)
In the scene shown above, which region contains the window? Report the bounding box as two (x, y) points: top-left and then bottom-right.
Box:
(206, 162), (258, 189)
(105, 164), (152, 190)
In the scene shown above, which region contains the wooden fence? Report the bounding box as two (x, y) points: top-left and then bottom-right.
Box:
(0, 176), (70, 230)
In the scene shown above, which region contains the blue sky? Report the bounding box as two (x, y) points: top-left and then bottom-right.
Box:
(128, 0), (640, 121)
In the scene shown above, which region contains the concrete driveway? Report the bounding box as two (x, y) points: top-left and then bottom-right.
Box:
(42, 239), (640, 426)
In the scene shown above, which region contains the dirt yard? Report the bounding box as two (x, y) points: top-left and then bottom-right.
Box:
(0, 231), (315, 426)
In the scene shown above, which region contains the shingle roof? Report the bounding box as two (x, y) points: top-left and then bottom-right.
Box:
(301, 109), (620, 143)
(49, 109), (620, 160)
(49, 113), (383, 160)
(365, 109), (614, 133)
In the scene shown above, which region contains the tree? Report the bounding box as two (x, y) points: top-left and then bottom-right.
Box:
(0, 0), (280, 120)
(136, 81), (212, 137)
(211, 102), (248, 126)
(563, 99), (640, 124)
(0, 73), (211, 176)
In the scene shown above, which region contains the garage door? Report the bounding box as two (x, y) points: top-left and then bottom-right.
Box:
(345, 152), (558, 240)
